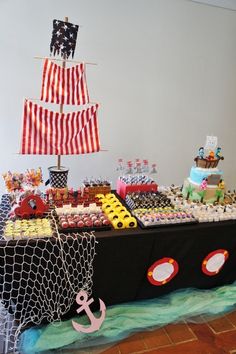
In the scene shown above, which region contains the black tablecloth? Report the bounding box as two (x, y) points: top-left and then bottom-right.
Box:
(92, 221), (236, 306)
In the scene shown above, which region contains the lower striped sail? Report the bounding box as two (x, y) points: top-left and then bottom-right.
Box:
(20, 99), (100, 155)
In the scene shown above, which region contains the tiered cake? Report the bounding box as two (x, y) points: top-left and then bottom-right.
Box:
(182, 137), (225, 204)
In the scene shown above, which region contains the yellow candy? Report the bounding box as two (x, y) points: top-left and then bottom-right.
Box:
(108, 212), (120, 221)
(112, 218), (125, 229)
(124, 217), (137, 228)
(105, 193), (114, 200)
(101, 203), (112, 212)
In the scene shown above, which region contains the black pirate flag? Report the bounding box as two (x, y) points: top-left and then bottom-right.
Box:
(50, 19), (79, 59)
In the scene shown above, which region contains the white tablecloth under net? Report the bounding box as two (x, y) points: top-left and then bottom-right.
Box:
(0, 195), (97, 353)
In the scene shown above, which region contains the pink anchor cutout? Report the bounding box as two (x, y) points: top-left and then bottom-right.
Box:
(72, 290), (106, 333)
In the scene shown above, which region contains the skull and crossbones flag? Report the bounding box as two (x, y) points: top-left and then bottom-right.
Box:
(50, 19), (79, 59)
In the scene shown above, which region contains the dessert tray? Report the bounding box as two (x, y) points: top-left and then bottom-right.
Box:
(124, 191), (197, 229)
(55, 205), (112, 233)
(3, 217), (54, 240)
(131, 208), (197, 229)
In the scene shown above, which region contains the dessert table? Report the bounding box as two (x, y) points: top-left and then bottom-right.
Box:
(1, 194), (236, 327)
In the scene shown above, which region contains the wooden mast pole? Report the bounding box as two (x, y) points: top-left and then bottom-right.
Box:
(57, 16), (68, 170)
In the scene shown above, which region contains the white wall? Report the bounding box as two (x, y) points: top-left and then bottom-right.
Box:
(191, 0), (236, 10)
(0, 0), (236, 193)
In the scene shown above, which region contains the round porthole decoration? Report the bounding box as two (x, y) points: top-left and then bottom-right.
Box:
(147, 257), (179, 286)
(202, 249), (229, 276)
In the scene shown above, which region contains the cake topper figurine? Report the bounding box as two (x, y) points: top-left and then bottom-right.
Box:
(198, 147), (204, 159)
(215, 147), (223, 160)
(207, 151), (215, 160)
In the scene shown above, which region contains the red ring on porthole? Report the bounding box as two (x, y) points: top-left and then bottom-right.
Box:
(147, 257), (179, 286)
(202, 249), (229, 276)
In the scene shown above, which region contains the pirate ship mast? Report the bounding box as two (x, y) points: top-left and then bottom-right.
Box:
(20, 16), (101, 188)
(57, 16), (68, 171)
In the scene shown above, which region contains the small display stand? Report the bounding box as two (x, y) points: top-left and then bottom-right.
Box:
(82, 179), (111, 198)
(115, 159), (158, 199)
(48, 166), (69, 188)
(116, 180), (158, 199)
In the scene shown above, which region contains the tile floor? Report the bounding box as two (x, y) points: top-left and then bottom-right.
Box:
(2, 310), (236, 353)
(60, 309), (236, 354)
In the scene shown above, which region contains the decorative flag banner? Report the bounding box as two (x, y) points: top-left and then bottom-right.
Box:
(50, 19), (79, 59)
(20, 100), (100, 155)
(41, 59), (89, 105)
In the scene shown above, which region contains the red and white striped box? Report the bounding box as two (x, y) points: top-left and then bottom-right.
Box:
(116, 180), (158, 199)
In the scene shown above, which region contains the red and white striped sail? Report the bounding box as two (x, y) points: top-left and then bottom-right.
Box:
(41, 59), (90, 105)
(20, 99), (100, 155)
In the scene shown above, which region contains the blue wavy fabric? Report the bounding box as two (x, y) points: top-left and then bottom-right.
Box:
(19, 282), (236, 353)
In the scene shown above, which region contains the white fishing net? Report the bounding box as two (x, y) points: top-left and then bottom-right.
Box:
(0, 195), (97, 353)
